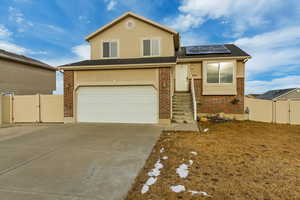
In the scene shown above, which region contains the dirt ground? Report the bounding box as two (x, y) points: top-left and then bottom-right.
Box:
(126, 121), (300, 200)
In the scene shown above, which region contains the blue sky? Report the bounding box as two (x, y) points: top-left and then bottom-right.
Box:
(0, 0), (300, 94)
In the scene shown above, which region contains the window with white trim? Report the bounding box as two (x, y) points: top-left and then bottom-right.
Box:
(207, 62), (234, 84)
(142, 39), (160, 56)
(102, 41), (118, 58)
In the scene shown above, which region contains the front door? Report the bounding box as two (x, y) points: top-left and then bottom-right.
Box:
(175, 65), (189, 91)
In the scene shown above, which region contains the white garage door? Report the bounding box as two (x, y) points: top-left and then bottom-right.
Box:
(77, 86), (158, 124)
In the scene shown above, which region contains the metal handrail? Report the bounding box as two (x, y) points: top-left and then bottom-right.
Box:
(190, 75), (197, 121)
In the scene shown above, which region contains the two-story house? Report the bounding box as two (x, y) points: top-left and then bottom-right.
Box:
(59, 12), (251, 124)
(0, 49), (56, 95)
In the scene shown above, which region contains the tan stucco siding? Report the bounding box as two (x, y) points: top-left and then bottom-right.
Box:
(89, 16), (175, 59)
(0, 95), (2, 124)
(237, 61), (245, 78)
(1, 96), (12, 124)
(276, 89), (300, 100)
(188, 63), (202, 78)
(0, 59), (56, 95)
(184, 60), (244, 80)
(202, 60), (237, 95)
(75, 68), (159, 89)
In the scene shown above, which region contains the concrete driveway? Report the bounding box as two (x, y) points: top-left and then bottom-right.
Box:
(0, 124), (162, 200)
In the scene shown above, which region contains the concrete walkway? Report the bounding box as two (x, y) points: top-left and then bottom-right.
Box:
(164, 123), (199, 132)
(0, 124), (162, 200)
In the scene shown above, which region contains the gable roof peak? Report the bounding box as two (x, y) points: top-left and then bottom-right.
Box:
(85, 11), (179, 41)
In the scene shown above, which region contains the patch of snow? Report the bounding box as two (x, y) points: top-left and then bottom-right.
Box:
(189, 190), (210, 197)
(203, 128), (209, 133)
(190, 151), (198, 155)
(141, 184), (149, 194)
(189, 160), (193, 165)
(176, 163), (189, 178)
(170, 185), (186, 193)
(162, 156), (168, 160)
(160, 147), (165, 153)
(155, 160), (163, 169)
(142, 159), (164, 194)
(145, 177), (157, 185)
(148, 168), (160, 177)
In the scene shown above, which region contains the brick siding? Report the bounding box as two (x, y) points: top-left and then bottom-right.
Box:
(194, 78), (245, 114)
(64, 71), (74, 117)
(159, 68), (171, 119)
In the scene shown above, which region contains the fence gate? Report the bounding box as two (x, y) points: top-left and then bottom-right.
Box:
(11, 94), (63, 123)
(290, 101), (300, 125)
(13, 95), (39, 123)
(245, 97), (300, 125)
(40, 95), (64, 123)
(274, 101), (290, 124)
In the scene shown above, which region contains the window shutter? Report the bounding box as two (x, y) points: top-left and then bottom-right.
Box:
(110, 41), (118, 57)
(103, 42), (110, 57)
(143, 40), (151, 56)
(151, 39), (160, 56)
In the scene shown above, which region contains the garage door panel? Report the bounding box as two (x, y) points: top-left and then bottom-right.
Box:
(77, 86), (158, 123)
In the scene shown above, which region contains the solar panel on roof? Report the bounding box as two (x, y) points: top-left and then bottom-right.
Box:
(186, 45), (231, 55)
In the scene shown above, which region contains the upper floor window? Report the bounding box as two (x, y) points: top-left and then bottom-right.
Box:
(102, 40), (118, 58)
(206, 62), (234, 84)
(142, 39), (160, 57)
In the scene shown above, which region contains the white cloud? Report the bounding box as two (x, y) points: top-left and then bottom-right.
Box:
(0, 25), (48, 55)
(168, 0), (282, 34)
(180, 31), (208, 46)
(234, 26), (300, 76)
(42, 43), (90, 67)
(166, 14), (203, 32)
(106, 0), (117, 11)
(13, 0), (32, 2)
(78, 16), (91, 24)
(72, 44), (90, 60)
(46, 25), (65, 33)
(9, 6), (24, 23)
(247, 76), (300, 94)
(8, 6), (33, 32)
(233, 26), (300, 93)
(0, 25), (12, 39)
(43, 44), (91, 94)
(0, 41), (27, 54)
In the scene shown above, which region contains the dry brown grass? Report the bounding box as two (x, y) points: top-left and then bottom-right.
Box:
(126, 121), (300, 200)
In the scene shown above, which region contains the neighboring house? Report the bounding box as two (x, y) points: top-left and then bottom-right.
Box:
(0, 49), (56, 95)
(58, 12), (251, 124)
(246, 94), (261, 98)
(257, 88), (300, 101)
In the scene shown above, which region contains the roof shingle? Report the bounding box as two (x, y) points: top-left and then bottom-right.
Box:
(0, 49), (55, 71)
(177, 44), (250, 59)
(257, 88), (297, 100)
(61, 56), (177, 67)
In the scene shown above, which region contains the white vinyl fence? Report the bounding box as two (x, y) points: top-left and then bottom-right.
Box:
(245, 97), (300, 125)
(1, 94), (63, 124)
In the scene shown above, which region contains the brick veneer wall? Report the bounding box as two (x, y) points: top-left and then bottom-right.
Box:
(64, 71), (74, 117)
(194, 78), (245, 114)
(159, 68), (171, 119)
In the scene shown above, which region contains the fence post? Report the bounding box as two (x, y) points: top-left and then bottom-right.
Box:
(288, 100), (291, 125)
(36, 94), (41, 124)
(11, 94), (14, 124)
(0, 93), (2, 125)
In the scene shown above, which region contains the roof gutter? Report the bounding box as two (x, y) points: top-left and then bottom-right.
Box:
(177, 56), (251, 63)
(58, 62), (176, 71)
